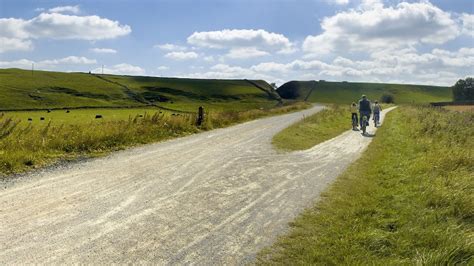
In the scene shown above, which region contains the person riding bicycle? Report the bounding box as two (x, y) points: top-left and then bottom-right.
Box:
(358, 95), (371, 128)
(373, 101), (382, 126)
(350, 102), (358, 129)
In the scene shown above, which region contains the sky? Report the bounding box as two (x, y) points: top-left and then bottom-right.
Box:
(0, 0), (473, 86)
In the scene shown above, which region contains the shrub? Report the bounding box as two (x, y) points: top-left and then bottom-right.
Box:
(380, 93), (395, 103)
(452, 77), (474, 102)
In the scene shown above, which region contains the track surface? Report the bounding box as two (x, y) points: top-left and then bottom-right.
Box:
(0, 105), (393, 264)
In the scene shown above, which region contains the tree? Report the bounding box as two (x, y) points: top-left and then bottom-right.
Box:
(380, 93), (395, 103)
(452, 77), (474, 102)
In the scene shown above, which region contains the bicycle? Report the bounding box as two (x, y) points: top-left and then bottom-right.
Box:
(361, 115), (368, 135)
(373, 112), (380, 127)
(351, 113), (358, 130)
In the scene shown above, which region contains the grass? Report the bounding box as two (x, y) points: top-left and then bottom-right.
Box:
(0, 68), (137, 109)
(444, 105), (474, 112)
(258, 106), (473, 265)
(0, 68), (278, 112)
(0, 102), (310, 177)
(100, 74), (278, 112)
(277, 80), (451, 104)
(272, 105), (349, 151)
(3, 107), (172, 125)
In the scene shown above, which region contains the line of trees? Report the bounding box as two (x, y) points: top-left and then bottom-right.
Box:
(452, 77), (473, 102)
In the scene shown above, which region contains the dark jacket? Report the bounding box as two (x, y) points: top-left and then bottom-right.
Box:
(359, 98), (372, 112)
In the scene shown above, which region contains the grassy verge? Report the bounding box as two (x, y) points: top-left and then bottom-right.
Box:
(272, 105), (349, 151)
(258, 106), (473, 264)
(0, 102), (310, 177)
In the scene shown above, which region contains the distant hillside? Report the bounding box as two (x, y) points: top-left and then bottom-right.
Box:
(277, 80), (452, 104)
(99, 74), (280, 112)
(0, 68), (278, 111)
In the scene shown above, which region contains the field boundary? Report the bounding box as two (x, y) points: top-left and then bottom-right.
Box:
(92, 74), (149, 104)
(244, 79), (283, 103)
(303, 81), (316, 101)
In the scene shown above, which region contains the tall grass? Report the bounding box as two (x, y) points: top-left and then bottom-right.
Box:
(0, 102), (310, 176)
(258, 106), (473, 265)
(203, 102), (311, 129)
(272, 104), (349, 151)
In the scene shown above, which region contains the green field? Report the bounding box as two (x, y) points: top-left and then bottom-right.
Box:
(98, 74), (278, 112)
(259, 107), (473, 265)
(3, 107), (170, 125)
(277, 80), (451, 104)
(0, 68), (278, 112)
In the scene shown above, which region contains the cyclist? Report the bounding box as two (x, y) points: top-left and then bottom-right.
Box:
(358, 95), (371, 129)
(350, 102), (358, 130)
(373, 101), (382, 126)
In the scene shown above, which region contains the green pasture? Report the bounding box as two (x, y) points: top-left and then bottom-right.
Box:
(2, 107), (171, 125)
(100, 74), (276, 112)
(0, 68), (137, 109)
(277, 80), (452, 104)
(0, 68), (277, 112)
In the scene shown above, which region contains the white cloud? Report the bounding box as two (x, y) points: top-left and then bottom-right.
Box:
(157, 66), (169, 71)
(154, 43), (187, 51)
(90, 48), (117, 54)
(187, 29), (295, 54)
(303, 1), (460, 56)
(93, 63), (146, 75)
(251, 62), (290, 73)
(25, 13), (131, 40)
(0, 59), (35, 69)
(225, 47), (269, 59)
(199, 44), (473, 86)
(461, 13), (474, 37)
(0, 37), (32, 53)
(48, 5), (80, 14)
(0, 12), (131, 52)
(184, 63), (278, 81)
(359, 0), (383, 10)
(203, 55), (215, 62)
(165, 51), (198, 60)
(0, 56), (96, 70)
(40, 56), (97, 65)
(0, 18), (30, 39)
(326, 0), (349, 5)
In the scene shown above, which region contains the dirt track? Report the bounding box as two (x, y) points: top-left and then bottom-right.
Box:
(0, 105), (394, 264)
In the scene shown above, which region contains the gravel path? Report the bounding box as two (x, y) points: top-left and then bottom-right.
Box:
(0, 105), (394, 264)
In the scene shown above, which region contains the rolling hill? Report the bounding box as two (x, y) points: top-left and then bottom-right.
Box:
(1, 68), (453, 112)
(0, 68), (279, 112)
(277, 80), (452, 104)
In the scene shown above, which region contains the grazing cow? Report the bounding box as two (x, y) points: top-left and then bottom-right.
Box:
(40, 117), (45, 121)
(95, 115), (103, 119)
(66, 110), (70, 113)
(28, 118), (32, 121)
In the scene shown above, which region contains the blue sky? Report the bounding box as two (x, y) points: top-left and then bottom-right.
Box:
(0, 0), (473, 85)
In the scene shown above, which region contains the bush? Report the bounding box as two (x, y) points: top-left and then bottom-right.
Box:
(452, 77), (474, 102)
(380, 93), (395, 103)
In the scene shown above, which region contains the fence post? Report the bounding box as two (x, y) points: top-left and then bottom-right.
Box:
(197, 106), (204, 126)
